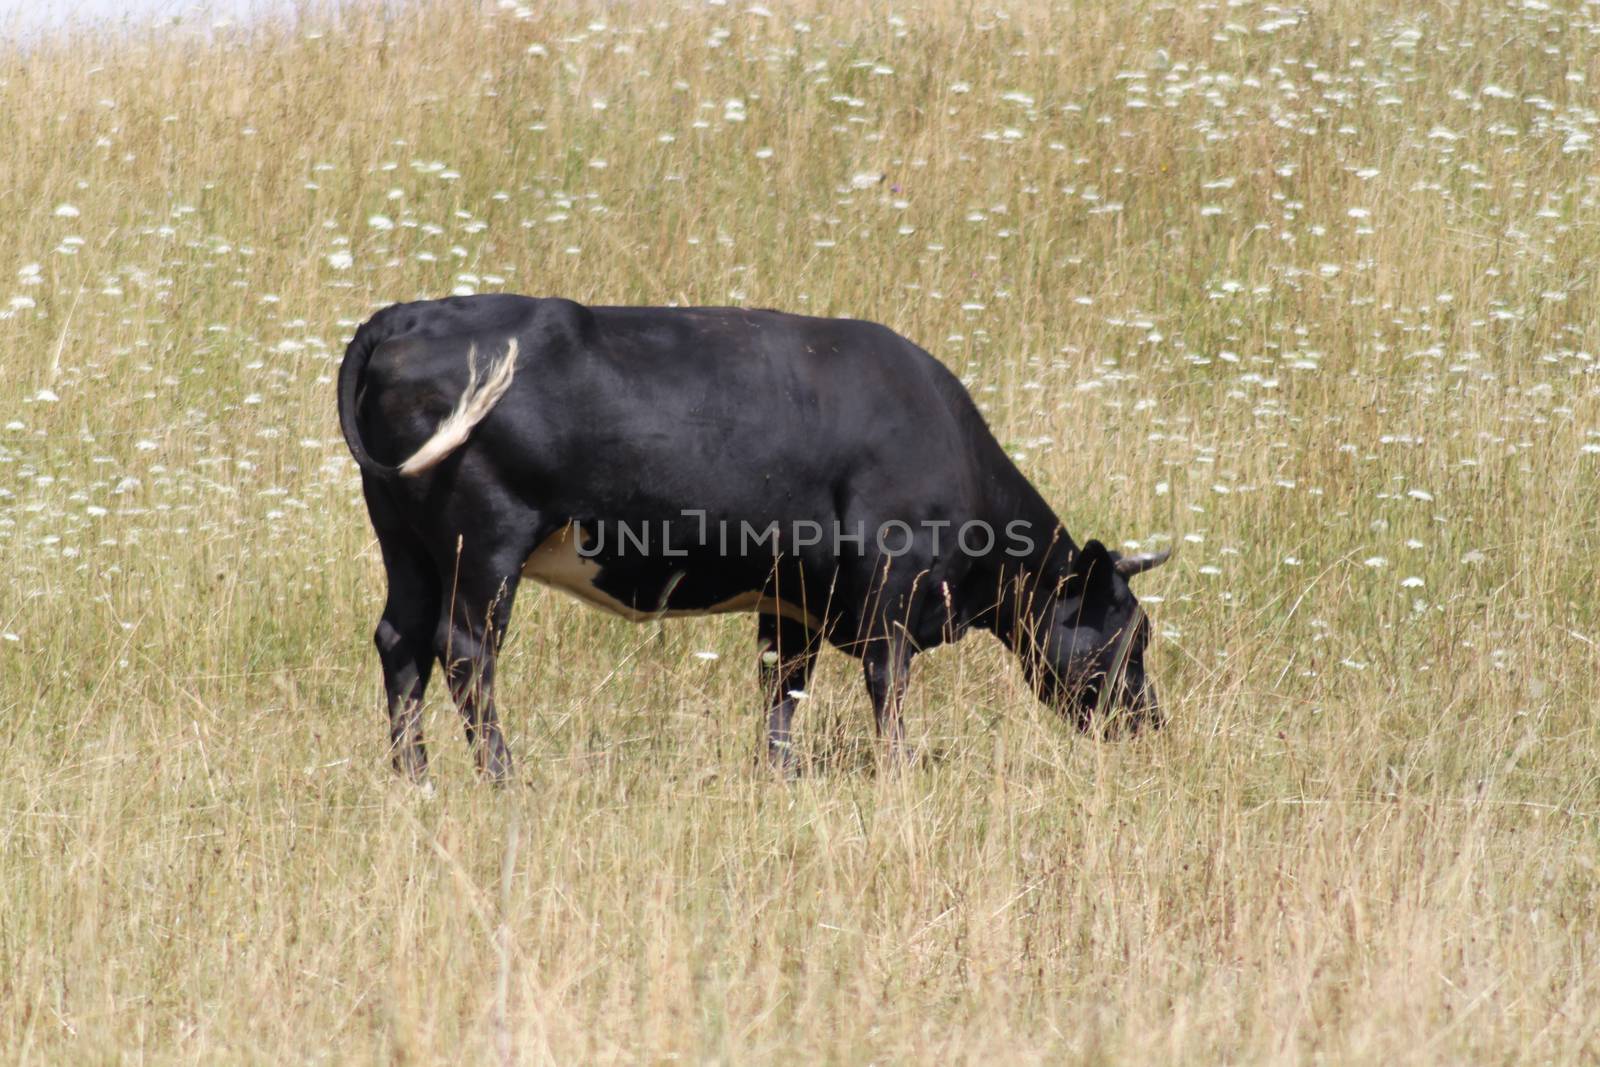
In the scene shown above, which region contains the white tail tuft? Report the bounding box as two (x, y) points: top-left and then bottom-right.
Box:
(398, 337), (519, 476)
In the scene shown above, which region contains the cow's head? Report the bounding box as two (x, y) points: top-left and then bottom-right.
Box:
(1021, 539), (1170, 732)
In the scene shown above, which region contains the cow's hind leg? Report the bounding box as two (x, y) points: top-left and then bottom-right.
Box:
(370, 496), (441, 781)
(758, 613), (818, 777)
(435, 542), (530, 782)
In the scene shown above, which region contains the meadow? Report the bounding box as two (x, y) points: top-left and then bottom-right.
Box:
(2, 0), (1599, 1061)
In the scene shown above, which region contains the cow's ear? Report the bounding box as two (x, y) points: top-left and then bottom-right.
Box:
(1072, 540), (1117, 603)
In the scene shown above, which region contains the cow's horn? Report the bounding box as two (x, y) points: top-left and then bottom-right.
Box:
(1114, 549), (1172, 577)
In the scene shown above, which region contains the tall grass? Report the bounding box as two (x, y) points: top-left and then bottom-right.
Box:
(2, 1), (1598, 1061)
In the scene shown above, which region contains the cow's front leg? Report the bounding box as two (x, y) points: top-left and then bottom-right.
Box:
(436, 551), (524, 783)
(862, 637), (916, 766)
(758, 613), (818, 777)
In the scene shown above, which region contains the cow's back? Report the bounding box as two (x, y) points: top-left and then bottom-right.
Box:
(359, 297), (998, 530)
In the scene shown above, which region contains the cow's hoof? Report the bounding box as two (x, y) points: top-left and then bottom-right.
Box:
(881, 743), (921, 771)
(476, 737), (514, 784)
(391, 747), (429, 783)
(765, 743), (802, 781)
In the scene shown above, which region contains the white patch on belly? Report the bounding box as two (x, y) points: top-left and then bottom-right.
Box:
(521, 525), (819, 627)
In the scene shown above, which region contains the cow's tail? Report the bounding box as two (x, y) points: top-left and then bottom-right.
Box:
(395, 338), (519, 476)
(337, 319), (519, 479)
(336, 316), (399, 478)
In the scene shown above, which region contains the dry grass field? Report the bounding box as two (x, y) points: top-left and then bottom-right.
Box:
(3, 0), (1599, 1061)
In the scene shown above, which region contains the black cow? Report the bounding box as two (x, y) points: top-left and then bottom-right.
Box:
(337, 294), (1169, 780)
